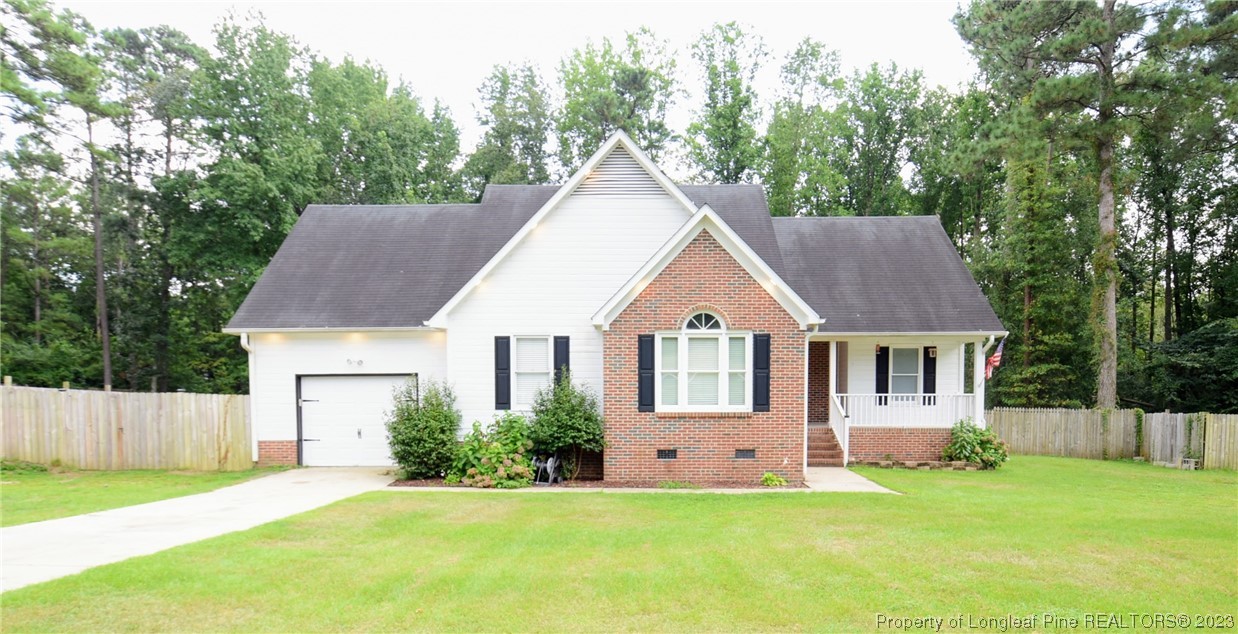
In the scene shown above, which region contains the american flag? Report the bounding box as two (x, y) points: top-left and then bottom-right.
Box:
(986, 338), (1005, 380)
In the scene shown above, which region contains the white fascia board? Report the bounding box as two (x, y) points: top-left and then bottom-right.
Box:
(424, 130), (697, 328)
(806, 330), (1010, 339)
(221, 326), (444, 335)
(592, 204), (822, 331)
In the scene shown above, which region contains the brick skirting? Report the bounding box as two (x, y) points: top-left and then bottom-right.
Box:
(257, 440), (298, 466)
(848, 427), (951, 462)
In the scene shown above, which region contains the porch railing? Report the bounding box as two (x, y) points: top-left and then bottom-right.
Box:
(829, 394), (850, 464)
(836, 393), (975, 428)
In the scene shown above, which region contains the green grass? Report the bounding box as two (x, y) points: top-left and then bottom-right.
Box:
(2, 457), (1234, 632)
(0, 465), (281, 527)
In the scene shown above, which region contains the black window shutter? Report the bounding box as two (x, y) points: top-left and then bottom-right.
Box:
(753, 334), (771, 412)
(875, 346), (890, 406)
(495, 336), (511, 410)
(922, 346), (937, 405)
(638, 335), (654, 412)
(554, 336), (570, 384)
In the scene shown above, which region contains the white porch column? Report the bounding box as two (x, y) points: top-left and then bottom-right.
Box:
(829, 340), (838, 408)
(973, 338), (986, 427)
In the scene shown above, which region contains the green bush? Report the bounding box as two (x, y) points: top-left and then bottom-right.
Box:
(385, 379), (461, 479)
(450, 413), (534, 488)
(941, 419), (1009, 469)
(761, 472), (788, 487)
(529, 371), (605, 480)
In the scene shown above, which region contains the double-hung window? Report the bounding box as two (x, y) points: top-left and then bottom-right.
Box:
(512, 336), (552, 409)
(656, 312), (750, 411)
(890, 347), (920, 404)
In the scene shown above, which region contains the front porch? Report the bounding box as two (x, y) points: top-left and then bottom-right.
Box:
(806, 337), (992, 466)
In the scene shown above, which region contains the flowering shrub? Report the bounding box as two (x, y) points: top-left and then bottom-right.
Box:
(941, 419), (1009, 469)
(449, 413), (534, 488)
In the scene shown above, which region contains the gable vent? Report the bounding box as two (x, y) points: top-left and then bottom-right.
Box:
(573, 148), (667, 197)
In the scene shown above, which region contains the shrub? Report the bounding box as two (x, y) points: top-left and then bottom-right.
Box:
(941, 419), (1009, 469)
(529, 371), (605, 479)
(450, 413), (534, 488)
(657, 480), (698, 490)
(761, 472), (788, 487)
(386, 379), (461, 479)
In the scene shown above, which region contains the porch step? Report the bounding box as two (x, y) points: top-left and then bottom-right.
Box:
(807, 426), (845, 467)
(808, 458), (845, 467)
(808, 449), (843, 459)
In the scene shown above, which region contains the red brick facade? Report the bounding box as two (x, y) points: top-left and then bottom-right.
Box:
(807, 341), (830, 425)
(257, 440), (298, 466)
(602, 229), (805, 484)
(848, 427), (951, 462)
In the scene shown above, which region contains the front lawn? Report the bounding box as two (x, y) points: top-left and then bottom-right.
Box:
(0, 464), (280, 527)
(2, 457), (1234, 632)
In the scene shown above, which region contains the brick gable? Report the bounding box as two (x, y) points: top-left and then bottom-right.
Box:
(602, 229), (805, 483)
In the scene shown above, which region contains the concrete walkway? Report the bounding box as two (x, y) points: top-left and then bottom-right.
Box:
(1, 467), (393, 593)
(804, 467), (897, 493)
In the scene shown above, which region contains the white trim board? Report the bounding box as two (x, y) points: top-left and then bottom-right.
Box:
(424, 131), (696, 328)
(592, 204), (822, 331)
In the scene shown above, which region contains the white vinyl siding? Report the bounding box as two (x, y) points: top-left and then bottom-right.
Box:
(443, 158), (692, 426)
(513, 336), (551, 409)
(842, 337), (969, 395)
(246, 331), (446, 458)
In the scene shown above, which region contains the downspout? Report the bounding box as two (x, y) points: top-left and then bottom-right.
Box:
(240, 333), (258, 463)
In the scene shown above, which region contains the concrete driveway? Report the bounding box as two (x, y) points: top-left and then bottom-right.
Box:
(1, 467), (393, 593)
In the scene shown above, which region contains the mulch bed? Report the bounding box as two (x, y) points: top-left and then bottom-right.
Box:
(387, 478), (807, 489)
(388, 478), (464, 488)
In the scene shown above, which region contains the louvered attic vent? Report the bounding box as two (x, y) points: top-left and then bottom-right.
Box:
(573, 148), (667, 196)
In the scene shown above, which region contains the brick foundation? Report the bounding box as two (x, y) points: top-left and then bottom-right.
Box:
(575, 450), (604, 481)
(848, 427), (951, 462)
(603, 229), (805, 484)
(257, 440), (298, 466)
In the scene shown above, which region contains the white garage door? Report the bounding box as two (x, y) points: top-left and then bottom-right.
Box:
(300, 375), (412, 466)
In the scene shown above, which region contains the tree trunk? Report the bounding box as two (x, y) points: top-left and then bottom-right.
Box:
(1023, 284), (1032, 369)
(1095, 0), (1119, 409)
(1164, 193), (1178, 341)
(32, 200), (42, 345)
(89, 114), (113, 389)
(155, 116), (175, 392)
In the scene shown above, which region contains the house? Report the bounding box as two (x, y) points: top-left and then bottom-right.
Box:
(224, 131), (1006, 481)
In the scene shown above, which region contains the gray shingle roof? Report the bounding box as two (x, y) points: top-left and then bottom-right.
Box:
(226, 184), (1003, 334)
(773, 216), (1004, 333)
(226, 185), (555, 329)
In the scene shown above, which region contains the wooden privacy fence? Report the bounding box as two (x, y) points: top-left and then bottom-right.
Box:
(1202, 414), (1238, 470)
(988, 407), (1139, 460)
(988, 407), (1238, 470)
(0, 386), (251, 471)
(1144, 413), (1204, 467)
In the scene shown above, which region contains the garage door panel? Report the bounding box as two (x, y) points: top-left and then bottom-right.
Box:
(300, 375), (411, 466)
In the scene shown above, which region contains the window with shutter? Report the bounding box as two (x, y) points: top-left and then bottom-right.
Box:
(654, 312), (752, 412)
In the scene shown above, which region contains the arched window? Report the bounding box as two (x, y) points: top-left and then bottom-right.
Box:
(656, 312), (750, 411)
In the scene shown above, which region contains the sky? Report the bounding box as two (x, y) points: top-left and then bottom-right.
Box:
(58, 0), (979, 154)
